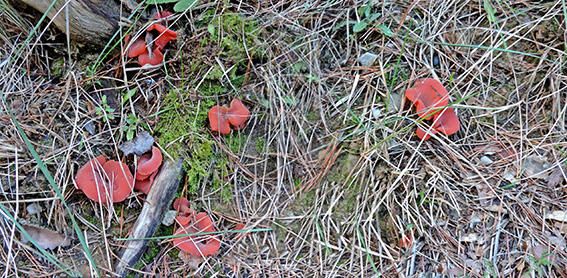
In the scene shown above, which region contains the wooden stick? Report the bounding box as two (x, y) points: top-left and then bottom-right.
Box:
(114, 159), (183, 277)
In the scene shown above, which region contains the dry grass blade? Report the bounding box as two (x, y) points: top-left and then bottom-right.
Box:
(1, 0), (566, 277)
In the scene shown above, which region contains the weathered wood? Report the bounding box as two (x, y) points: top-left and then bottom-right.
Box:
(114, 159), (183, 277)
(18, 0), (121, 45)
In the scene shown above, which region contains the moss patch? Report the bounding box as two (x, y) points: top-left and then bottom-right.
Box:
(155, 9), (262, 198)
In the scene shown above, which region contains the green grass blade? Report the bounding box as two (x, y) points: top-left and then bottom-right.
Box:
(0, 204), (75, 275)
(2, 100), (99, 275)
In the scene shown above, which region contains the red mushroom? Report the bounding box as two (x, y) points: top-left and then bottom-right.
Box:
(127, 38), (147, 58)
(405, 78), (449, 120)
(133, 171), (157, 195)
(173, 212), (221, 257)
(147, 23), (177, 50)
(75, 156), (134, 203)
(416, 108), (460, 140)
(154, 10), (173, 20)
(136, 146), (163, 176)
(208, 98), (250, 135)
(75, 156), (107, 202)
(102, 160), (135, 203)
(134, 146), (163, 194)
(137, 48), (164, 66)
(208, 106), (231, 135)
(173, 197), (194, 226)
(226, 99), (250, 130)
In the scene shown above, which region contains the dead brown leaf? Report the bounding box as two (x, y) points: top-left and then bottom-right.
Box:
(547, 166), (566, 187)
(20, 224), (70, 250)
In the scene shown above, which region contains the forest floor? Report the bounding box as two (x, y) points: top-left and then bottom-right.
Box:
(0, 0), (566, 277)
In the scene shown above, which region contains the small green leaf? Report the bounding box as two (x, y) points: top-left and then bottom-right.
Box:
(483, 0), (497, 24)
(122, 88), (137, 105)
(363, 4), (371, 18)
(353, 21), (368, 33)
(207, 23), (216, 36)
(367, 13), (381, 22)
(377, 24), (394, 37)
(174, 0), (198, 12)
(127, 128), (135, 141)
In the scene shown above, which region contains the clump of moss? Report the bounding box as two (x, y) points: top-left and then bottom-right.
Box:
(155, 10), (261, 197)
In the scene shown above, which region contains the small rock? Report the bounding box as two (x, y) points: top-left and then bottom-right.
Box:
(480, 156), (493, 165)
(503, 171), (518, 183)
(469, 213), (482, 228)
(161, 210), (177, 226)
(83, 121), (96, 135)
(523, 155), (552, 180)
(545, 210), (567, 222)
(119, 131), (154, 156)
(357, 52), (378, 67)
(26, 203), (42, 215)
(371, 107), (381, 119)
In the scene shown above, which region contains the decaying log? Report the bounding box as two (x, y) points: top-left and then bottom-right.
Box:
(18, 0), (121, 45)
(114, 159), (183, 277)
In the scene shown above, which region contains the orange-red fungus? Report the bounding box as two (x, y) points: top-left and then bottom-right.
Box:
(125, 21), (176, 66)
(147, 23), (177, 50)
(133, 171), (157, 195)
(102, 160), (135, 202)
(208, 98), (250, 135)
(405, 78), (449, 120)
(154, 10), (173, 20)
(134, 146), (162, 194)
(137, 48), (164, 66)
(226, 99), (250, 130)
(208, 106), (231, 135)
(416, 108), (460, 140)
(173, 212), (221, 257)
(127, 38), (147, 58)
(75, 156), (134, 203)
(173, 197), (194, 226)
(137, 146), (163, 176)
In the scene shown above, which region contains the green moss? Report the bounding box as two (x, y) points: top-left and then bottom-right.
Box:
(50, 57), (65, 78)
(226, 134), (246, 153)
(155, 11), (261, 199)
(255, 137), (266, 153)
(155, 90), (228, 195)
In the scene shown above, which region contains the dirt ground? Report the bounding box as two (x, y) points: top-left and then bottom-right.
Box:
(1, 0), (566, 277)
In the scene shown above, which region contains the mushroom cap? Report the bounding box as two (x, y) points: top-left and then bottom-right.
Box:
(102, 160), (134, 203)
(154, 10), (173, 20)
(173, 212), (221, 257)
(134, 171), (157, 195)
(147, 23), (177, 50)
(173, 197), (190, 211)
(75, 156), (134, 203)
(75, 156), (107, 202)
(415, 108), (460, 140)
(226, 99), (250, 130)
(138, 48), (164, 66)
(137, 146), (163, 176)
(208, 106), (231, 135)
(127, 38), (147, 58)
(432, 107), (460, 136)
(173, 197), (194, 226)
(415, 126), (433, 141)
(405, 78), (449, 120)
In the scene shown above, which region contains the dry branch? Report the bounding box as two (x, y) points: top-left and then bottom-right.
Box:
(114, 159), (183, 277)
